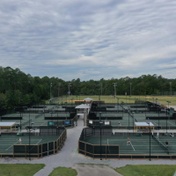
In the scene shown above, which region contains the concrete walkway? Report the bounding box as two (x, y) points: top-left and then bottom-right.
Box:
(73, 164), (123, 176)
(1, 118), (176, 176)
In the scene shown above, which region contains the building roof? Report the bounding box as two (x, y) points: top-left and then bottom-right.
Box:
(0, 122), (16, 127)
(75, 104), (90, 109)
(134, 122), (154, 127)
(84, 97), (93, 102)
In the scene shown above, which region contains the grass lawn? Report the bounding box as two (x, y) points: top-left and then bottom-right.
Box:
(116, 165), (176, 176)
(49, 166), (77, 176)
(54, 95), (176, 106)
(0, 164), (45, 176)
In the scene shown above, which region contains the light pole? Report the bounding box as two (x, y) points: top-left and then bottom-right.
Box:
(129, 82), (132, 97)
(167, 101), (170, 107)
(145, 97), (147, 118)
(113, 83), (117, 98)
(99, 112), (103, 160)
(28, 112), (31, 160)
(116, 97), (119, 112)
(127, 108), (130, 130)
(26, 113), (34, 160)
(166, 101), (170, 132)
(147, 121), (151, 161)
(50, 82), (52, 102)
(169, 82), (172, 96)
(125, 92), (127, 103)
(132, 112), (135, 132)
(58, 82), (61, 98)
(99, 83), (103, 101)
(68, 83), (71, 96)
(155, 98), (158, 112)
(167, 101), (170, 112)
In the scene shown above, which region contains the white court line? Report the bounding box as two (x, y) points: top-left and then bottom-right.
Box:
(40, 122), (46, 126)
(36, 139), (42, 144)
(130, 141), (136, 151)
(168, 121), (174, 126)
(6, 141), (18, 151)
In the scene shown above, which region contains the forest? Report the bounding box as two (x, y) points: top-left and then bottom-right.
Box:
(0, 66), (175, 111)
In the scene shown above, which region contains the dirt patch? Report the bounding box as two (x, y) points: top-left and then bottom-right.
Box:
(73, 164), (122, 176)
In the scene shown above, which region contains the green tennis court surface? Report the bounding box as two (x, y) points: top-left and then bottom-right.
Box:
(0, 134), (60, 153)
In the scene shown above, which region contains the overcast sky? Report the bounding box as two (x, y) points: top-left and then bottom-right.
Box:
(0, 0), (176, 81)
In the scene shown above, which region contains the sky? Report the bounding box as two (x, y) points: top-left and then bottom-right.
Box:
(0, 0), (176, 81)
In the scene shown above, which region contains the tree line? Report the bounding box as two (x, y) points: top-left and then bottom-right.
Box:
(0, 66), (175, 111)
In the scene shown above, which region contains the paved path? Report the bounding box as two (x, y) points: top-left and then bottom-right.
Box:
(73, 164), (123, 176)
(1, 118), (176, 176)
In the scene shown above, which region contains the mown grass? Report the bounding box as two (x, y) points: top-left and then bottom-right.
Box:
(56, 95), (176, 106)
(49, 166), (77, 176)
(0, 164), (45, 176)
(116, 165), (176, 176)
(1, 163), (176, 176)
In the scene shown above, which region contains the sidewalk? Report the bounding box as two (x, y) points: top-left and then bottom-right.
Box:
(1, 117), (176, 176)
(73, 164), (123, 176)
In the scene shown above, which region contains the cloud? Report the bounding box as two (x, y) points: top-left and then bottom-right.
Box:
(0, 0), (176, 80)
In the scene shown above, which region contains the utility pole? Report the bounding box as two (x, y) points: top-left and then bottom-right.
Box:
(99, 83), (103, 101)
(130, 82), (132, 96)
(169, 82), (172, 96)
(147, 121), (151, 161)
(58, 83), (61, 98)
(68, 83), (71, 96)
(99, 112), (103, 160)
(50, 83), (52, 99)
(113, 83), (117, 98)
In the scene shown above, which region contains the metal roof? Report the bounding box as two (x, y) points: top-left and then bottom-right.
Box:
(75, 104), (90, 109)
(84, 97), (93, 101)
(134, 122), (154, 127)
(0, 122), (16, 127)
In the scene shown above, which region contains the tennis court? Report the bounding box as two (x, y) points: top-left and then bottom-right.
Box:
(87, 102), (176, 131)
(0, 110), (76, 131)
(79, 127), (176, 159)
(0, 104), (77, 158)
(81, 101), (176, 159)
(0, 101), (176, 159)
(0, 134), (55, 153)
(0, 126), (66, 158)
